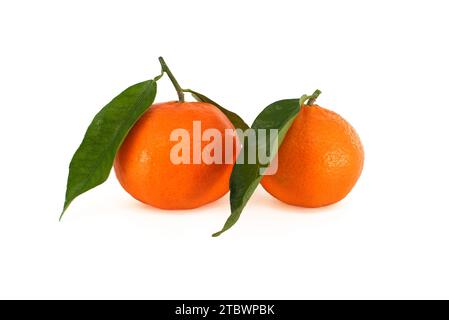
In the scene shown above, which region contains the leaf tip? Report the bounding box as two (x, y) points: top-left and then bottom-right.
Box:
(212, 231), (223, 237)
(59, 201), (70, 221)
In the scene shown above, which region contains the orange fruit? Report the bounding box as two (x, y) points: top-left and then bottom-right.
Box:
(114, 101), (237, 209)
(261, 104), (364, 207)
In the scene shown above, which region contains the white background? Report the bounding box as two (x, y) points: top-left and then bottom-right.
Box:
(1, 0), (449, 299)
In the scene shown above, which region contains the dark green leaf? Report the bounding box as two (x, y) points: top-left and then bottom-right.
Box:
(213, 98), (305, 237)
(61, 80), (157, 218)
(188, 90), (249, 131)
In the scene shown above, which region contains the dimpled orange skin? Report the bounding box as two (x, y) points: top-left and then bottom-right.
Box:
(114, 101), (237, 210)
(261, 105), (364, 208)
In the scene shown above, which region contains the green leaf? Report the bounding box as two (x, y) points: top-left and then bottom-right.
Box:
(61, 80), (158, 218)
(188, 90), (250, 131)
(213, 98), (306, 237)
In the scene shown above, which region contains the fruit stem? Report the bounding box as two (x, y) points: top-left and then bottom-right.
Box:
(307, 89), (322, 106)
(158, 57), (185, 102)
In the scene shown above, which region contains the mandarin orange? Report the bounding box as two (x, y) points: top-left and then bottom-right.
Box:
(261, 104), (364, 207)
(114, 101), (237, 209)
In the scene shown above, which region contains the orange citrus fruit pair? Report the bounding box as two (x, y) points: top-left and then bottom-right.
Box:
(114, 101), (364, 209)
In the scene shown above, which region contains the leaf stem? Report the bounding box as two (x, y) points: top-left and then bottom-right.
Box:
(306, 89), (322, 106)
(153, 70), (164, 81)
(158, 57), (185, 102)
